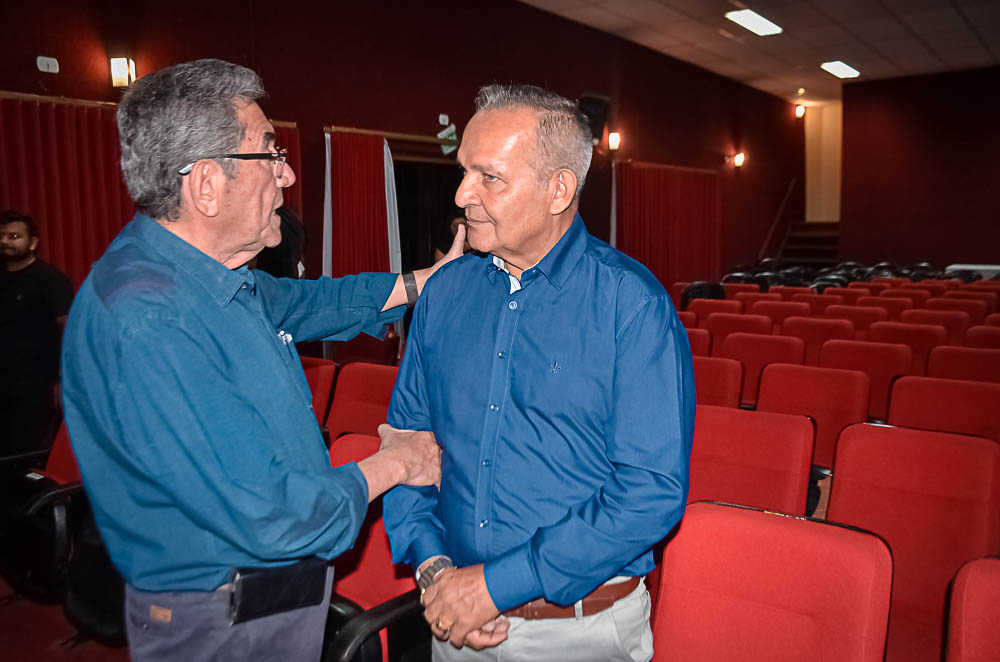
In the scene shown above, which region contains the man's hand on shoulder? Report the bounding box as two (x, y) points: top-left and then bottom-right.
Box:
(356, 425), (441, 502)
(422, 564), (504, 649)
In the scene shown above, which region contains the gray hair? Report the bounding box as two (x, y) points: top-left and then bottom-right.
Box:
(116, 59), (265, 220)
(474, 84), (593, 198)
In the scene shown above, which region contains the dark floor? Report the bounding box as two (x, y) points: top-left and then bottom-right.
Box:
(0, 577), (131, 662)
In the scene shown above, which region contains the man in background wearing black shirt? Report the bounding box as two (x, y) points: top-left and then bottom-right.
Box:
(0, 210), (74, 455)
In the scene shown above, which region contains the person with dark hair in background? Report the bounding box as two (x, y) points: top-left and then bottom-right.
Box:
(0, 209), (74, 456)
(385, 84), (694, 661)
(60, 58), (465, 662)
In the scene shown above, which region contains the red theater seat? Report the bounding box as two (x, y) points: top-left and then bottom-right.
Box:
(871, 276), (909, 286)
(888, 376), (1000, 442)
(791, 292), (843, 315)
(947, 557), (1000, 662)
(927, 346), (1000, 384)
(723, 282), (759, 299)
(692, 356), (742, 407)
(750, 300), (811, 333)
(850, 281), (891, 295)
(857, 296), (913, 321)
(899, 309), (971, 346)
(965, 325), (1000, 349)
(757, 363), (869, 469)
(781, 316), (855, 365)
(768, 285), (814, 301)
(652, 502), (891, 662)
(927, 297), (989, 325)
(301, 356), (338, 436)
(686, 328), (711, 357)
(734, 292), (781, 310)
(702, 313), (771, 354)
(985, 313), (1000, 327)
(689, 406), (813, 514)
(824, 286), (870, 306)
(689, 298), (742, 324)
(677, 310), (697, 328)
(881, 288), (931, 308)
(901, 281), (948, 297)
(720, 332), (805, 407)
(326, 362), (398, 442)
(820, 340), (912, 421)
(868, 321), (948, 375)
(825, 304), (888, 341)
(827, 424), (1000, 662)
(945, 290), (999, 314)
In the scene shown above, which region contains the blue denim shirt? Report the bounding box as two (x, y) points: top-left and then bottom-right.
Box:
(384, 215), (695, 610)
(61, 214), (403, 591)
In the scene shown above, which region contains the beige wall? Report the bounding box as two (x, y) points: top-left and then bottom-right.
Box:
(805, 102), (842, 222)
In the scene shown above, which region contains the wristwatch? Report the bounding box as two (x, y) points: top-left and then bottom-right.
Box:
(416, 556), (454, 591)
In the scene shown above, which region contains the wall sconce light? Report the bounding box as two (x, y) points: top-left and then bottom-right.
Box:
(111, 57), (136, 87)
(725, 152), (746, 167)
(608, 132), (621, 151)
(795, 104), (806, 118)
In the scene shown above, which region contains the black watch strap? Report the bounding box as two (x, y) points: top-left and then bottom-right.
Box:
(402, 272), (419, 307)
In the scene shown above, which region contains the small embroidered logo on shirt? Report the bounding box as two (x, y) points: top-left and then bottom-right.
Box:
(550, 361), (561, 374)
(278, 330), (293, 345)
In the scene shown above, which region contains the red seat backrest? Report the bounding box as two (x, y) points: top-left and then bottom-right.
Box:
(692, 356), (742, 407)
(947, 557), (1000, 662)
(899, 309), (971, 346)
(856, 296), (913, 321)
(824, 286), (870, 306)
(824, 304), (888, 340)
(880, 288), (931, 308)
(927, 297), (988, 325)
(720, 332), (805, 406)
(868, 321), (948, 376)
(985, 313), (1000, 327)
(689, 406), (813, 514)
(901, 281), (948, 297)
(653, 502), (891, 662)
(326, 362), (399, 442)
(723, 282), (759, 299)
(701, 313), (771, 355)
(686, 327), (711, 357)
(791, 293), (843, 315)
(329, 433), (417, 610)
(819, 339), (912, 421)
(749, 301), (812, 332)
(768, 285), (813, 301)
(676, 310), (697, 328)
(781, 316), (855, 365)
(828, 425), (1000, 662)
(888, 376), (1000, 442)
(928, 346), (1000, 384)
(871, 276), (909, 286)
(757, 363), (869, 468)
(945, 290), (999, 314)
(689, 298), (742, 324)
(46, 423), (82, 484)
(850, 281), (891, 295)
(965, 325), (1000, 349)
(300, 356), (338, 426)
(734, 292), (781, 310)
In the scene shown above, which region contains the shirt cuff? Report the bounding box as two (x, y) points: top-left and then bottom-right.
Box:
(483, 542), (543, 611)
(357, 272), (406, 334)
(408, 533), (447, 570)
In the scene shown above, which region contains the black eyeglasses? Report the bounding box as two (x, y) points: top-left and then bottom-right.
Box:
(177, 147), (287, 177)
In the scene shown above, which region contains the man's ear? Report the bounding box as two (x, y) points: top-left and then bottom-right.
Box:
(548, 168), (578, 216)
(28, 236), (39, 253)
(181, 160), (225, 218)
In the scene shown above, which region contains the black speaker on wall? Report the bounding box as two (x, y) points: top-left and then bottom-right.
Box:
(578, 94), (610, 145)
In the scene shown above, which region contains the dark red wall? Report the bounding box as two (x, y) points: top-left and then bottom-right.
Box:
(0, 0), (803, 279)
(841, 67), (1000, 267)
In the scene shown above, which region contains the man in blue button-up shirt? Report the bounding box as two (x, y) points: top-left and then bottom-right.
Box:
(384, 85), (695, 661)
(61, 59), (462, 662)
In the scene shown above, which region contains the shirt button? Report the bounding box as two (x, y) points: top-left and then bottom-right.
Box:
(508, 301), (518, 310)
(241, 283), (248, 289)
(482, 459), (492, 467)
(489, 404), (498, 411)
(497, 351), (506, 359)
(479, 519), (489, 528)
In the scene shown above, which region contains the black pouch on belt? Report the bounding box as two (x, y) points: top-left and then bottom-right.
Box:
(228, 556), (329, 624)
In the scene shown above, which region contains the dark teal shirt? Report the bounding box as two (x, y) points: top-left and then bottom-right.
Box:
(384, 215), (695, 610)
(61, 214), (404, 591)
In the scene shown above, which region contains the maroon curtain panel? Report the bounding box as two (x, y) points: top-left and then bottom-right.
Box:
(327, 131), (389, 277)
(615, 161), (720, 288)
(273, 122), (303, 217)
(0, 96), (134, 288)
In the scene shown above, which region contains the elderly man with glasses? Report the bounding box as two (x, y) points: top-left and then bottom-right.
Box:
(61, 58), (463, 662)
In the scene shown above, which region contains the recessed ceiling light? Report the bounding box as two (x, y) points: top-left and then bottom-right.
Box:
(725, 9), (783, 36)
(820, 61), (860, 79)
(797, 87), (806, 95)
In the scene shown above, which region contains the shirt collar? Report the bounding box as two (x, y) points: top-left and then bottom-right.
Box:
(483, 214), (587, 291)
(132, 213), (252, 306)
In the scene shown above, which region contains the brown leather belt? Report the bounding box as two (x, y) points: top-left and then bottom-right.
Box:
(502, 576), (640, 620)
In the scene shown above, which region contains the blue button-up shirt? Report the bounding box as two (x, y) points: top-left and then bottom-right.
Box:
(61, 214), (404, 592)
(384, 215), (694, 610)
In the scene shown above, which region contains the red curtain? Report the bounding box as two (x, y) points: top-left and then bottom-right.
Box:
(615, 161), (720, 288)
(273, 121), (303, 217)
(0, 95), (134, 288)
(326, 131), (389, 277)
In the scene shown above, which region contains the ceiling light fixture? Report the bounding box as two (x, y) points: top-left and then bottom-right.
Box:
(608, 132), (621, 151)
(797, 88), (806, 96)
(724, 9), (783, 37)
(820, 61), (860, 79)
(795, 105), (806, 118)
